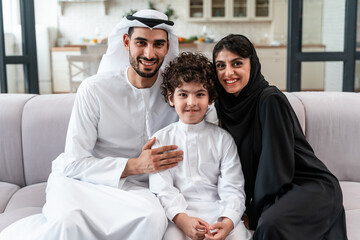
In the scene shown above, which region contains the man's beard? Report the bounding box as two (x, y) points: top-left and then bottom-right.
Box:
(129, 53), (164, 78)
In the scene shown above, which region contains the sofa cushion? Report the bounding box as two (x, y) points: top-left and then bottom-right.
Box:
(0, 183), (20, 213)
(345, 209), (360, 240)
(0, 94), (36, 187)
(4, 183), (46, 212)
(293, 92), (360, 182)
(22, 94), (75, 185)
(0, 207), (42, 232)
(340, 181), (360, 211)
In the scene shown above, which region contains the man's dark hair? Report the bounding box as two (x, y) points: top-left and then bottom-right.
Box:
(128, 27), (135, 38)
(161, 52), (217, 104)
(127, 27), (168, 39)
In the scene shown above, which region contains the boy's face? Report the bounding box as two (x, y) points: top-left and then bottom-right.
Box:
(169, 81), (210, 124)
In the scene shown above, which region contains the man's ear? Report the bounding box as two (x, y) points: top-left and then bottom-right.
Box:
(123, 34), (130, 50)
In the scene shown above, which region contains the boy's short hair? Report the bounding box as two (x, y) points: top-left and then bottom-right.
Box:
(161, 52), (217, 104)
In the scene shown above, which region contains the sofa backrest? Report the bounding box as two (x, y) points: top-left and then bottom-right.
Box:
(1, 92), (359, 187)
(0, 94), (36, 187)
(292, 92), (360, 182)
(22, 94), (75, 185)
(283, 92), (306, 133)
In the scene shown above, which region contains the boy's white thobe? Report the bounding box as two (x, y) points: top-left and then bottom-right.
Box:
(149, 120), (252, 240)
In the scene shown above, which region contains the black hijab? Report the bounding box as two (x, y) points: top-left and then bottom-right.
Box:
(214, 35), (269, 224)
(214, 34), (269, 146)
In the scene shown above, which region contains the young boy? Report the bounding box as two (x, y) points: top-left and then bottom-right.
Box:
(149, 52), (252, 240)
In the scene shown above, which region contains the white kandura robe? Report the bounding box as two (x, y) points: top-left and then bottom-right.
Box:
(0, 67), (182, 240)
(149, 120), (252, 240)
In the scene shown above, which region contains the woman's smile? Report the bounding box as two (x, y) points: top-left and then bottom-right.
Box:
(224, 78), (240, 84)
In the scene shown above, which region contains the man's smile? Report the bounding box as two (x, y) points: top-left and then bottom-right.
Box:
(138, 57), (158, 67)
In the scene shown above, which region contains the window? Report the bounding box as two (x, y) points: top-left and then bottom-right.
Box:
(287, 0), (358, 92)
(0, 0), (38, 93)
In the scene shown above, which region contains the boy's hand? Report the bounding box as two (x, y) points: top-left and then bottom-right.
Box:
(241, 213), (250, 229)
(122, 137), (183, 177)
(205, 217), (234, 240)
(173, 213), (210, 240)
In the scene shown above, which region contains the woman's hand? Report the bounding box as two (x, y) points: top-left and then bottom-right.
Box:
(173, 213), (210, 240)
(205, 217), (234, 240)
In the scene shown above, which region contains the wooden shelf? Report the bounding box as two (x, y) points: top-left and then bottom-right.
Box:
(58, 0), (108, 15)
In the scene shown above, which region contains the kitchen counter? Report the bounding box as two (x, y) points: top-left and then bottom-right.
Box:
(61, 43), (199, 49)
(51, 46), (84, 51)
(56, 43), (326, 52)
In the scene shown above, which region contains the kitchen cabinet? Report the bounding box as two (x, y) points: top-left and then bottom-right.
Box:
(257, 47), (286, 90)
(188, 0), (272, 22)
(51, 47), (81, 93)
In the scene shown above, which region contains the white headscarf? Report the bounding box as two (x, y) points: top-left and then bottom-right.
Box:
(97, 9), (179, 74)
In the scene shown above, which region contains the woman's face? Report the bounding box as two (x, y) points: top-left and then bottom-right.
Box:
(214, 49), (250, 97)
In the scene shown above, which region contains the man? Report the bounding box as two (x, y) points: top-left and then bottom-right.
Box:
(0, 9), (183, 240)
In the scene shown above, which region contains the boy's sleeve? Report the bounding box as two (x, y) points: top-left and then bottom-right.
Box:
(217, 134), (246, 227)
(149, 137), (188, 222)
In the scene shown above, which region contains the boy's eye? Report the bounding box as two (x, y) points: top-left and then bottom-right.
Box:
(197, 93), (205, 97)
(179, 93), (187, 97)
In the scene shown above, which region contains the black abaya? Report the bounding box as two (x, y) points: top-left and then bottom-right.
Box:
(215, 35), (347, 239)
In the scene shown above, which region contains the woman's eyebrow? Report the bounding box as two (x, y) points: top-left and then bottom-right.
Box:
(231, 57), (244, 61)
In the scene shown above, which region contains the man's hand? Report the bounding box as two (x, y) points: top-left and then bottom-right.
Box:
(122, 137), (183, 177)
(173, 213), (210, 240)
(205, 217), (234, 240)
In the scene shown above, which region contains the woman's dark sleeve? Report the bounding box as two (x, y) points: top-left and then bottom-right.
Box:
(254, 93), (295, 211)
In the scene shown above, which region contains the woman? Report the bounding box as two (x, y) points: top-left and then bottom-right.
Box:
(213, 34), (347, 239)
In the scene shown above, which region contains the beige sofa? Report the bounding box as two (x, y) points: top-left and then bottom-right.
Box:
(0, 92), (359, 239)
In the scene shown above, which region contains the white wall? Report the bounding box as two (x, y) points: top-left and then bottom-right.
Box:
(33, 0), (58, 94)
(270, 0), (287, 44)
(322, 0), (345, 91)
(35, 0), (58, 47)
(303, 0), (323, 45)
